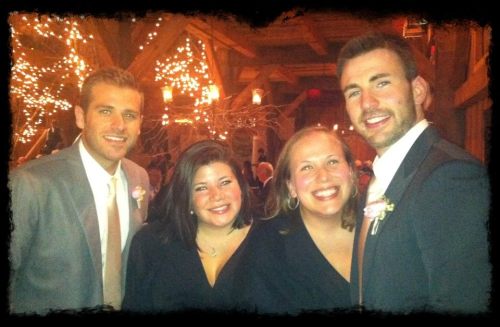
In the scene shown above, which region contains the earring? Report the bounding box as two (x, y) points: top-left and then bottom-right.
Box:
(287, 196), (299, 210)
(352, 186), (358, 198)
(190, 210), (194, 215)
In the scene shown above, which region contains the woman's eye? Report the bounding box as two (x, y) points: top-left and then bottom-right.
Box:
(221, 179), (232, 186)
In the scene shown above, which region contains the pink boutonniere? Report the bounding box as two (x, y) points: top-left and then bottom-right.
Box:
(364, 195), (395, 235)
(132, 186), (146, 209)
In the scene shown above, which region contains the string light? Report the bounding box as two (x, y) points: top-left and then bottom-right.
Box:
(10, 13), (93, 144)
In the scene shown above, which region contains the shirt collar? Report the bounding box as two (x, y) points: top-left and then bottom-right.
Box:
(372, 119), (429, 193)
(79, 140), (122, 181)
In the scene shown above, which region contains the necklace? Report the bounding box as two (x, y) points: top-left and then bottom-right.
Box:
(197, 228), (240, 258)
(198, 238), (225, 257)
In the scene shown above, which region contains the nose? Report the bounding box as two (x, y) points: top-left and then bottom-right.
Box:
(110, 113), (125, 130)
(360, 91), (379, 111)
(209, 186), (223, 201)
(316, 165), (331, 182)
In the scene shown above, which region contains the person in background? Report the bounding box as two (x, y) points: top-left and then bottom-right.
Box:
(147, 164), (163, 201)
(257, 147), (267, 163)
(253, 161), (274, 218)
(40, 119), (65, 155)
(236, 126), (357, 314)
(123, 140), (254, 312)
(337, 32), (490, 313)
(9, 67), (149, 314)
(242, 160), (259, 191)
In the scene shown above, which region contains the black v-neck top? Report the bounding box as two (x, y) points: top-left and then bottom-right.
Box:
(122, 221), (253, 313)
(235, 210), (352, 315)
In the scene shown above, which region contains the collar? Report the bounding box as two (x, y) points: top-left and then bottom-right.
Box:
(372, 119), (429, 194)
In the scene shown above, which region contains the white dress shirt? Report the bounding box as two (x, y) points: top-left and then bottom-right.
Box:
(79, 140), (130, 280)
(369, 119), (430, 199)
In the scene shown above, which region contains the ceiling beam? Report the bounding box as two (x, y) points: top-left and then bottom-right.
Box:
(230, 65), (276, 110)
(274, 65), (299, 85)
(300, 16), (328, 56)
(127, 15), (188, 80)
(186, 17), (256, 58)
(282, 90), (308, 117)
(454, 56), (489, 108)
(231, 43), (343, 67)
(204, 36), (226, 100)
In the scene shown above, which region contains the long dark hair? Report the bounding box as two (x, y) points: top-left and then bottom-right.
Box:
(158, 140), (252, 248)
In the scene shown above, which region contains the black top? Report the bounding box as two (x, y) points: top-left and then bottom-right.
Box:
(122, 221), (253, 313)
(235, 210), (352, 315)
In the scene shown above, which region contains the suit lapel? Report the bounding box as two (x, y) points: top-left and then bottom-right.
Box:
(361, 127), (440, 296)
(60, 143), (104, 283)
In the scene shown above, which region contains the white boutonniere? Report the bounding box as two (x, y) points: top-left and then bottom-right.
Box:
(364, 195), (395, 235)
(132, 186), (146, 209)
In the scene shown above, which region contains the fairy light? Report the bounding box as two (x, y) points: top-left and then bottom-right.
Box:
(136, 16), (163, 51)
(155, 34), (217, 134)
(10, 14), (93, 144)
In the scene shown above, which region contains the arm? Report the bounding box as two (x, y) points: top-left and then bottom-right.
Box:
(122, 226), (155, 312)
(412, 161), (490, 313)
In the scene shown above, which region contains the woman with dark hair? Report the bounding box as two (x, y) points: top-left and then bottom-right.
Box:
(123, 140), (253, 312)
(237, 126), (357, 314)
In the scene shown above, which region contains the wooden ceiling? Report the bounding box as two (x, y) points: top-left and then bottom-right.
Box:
(9, 11), (425, 117)
(13, 8), (462, 163)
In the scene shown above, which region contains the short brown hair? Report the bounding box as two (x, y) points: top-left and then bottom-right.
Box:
(336, 32), (418, 82)
(78, 67), (144, 112)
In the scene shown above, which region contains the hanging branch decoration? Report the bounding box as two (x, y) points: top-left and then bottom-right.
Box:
(10, 14), (94, 144)
(153, 33), (288, 142)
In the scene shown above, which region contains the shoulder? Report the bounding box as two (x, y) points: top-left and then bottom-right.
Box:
(247, 215), (290, 250)
(424, 138), (487, 179)
(122, 157), (148, 175)
(10, 147), (76, 183)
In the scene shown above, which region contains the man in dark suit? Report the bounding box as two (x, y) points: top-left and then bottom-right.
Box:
(254, 161), (274, 218)
(337, 32), (490, 313)
(9, 67), (150, 314)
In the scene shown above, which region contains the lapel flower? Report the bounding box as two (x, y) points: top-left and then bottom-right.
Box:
(364, 195), (395, 235)
(132, 186), (146, 209)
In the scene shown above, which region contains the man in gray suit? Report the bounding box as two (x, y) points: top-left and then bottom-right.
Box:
(9, 67), (150, 314)
(337, 33), (490, 313)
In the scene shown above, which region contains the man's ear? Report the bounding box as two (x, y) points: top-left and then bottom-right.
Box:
(411, 75), (429, 106)
(74, 105), (85, 130)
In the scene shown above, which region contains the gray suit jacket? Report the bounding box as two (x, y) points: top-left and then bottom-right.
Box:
(351, 127), (491, 313)
(9, 142), (149, 314)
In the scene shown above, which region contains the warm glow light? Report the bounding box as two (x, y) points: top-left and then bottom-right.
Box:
(174, 118), (193, 125)
(209, 84), (219, 103)
(162, 85), (173, 103)
(252, 88), (264, 105)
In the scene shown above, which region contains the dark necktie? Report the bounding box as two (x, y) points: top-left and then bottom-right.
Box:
(104, 176), (122, 309)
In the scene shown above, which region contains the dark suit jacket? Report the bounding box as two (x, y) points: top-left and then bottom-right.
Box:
(9, 142), (149, 314)
(351, 126), (490, 313)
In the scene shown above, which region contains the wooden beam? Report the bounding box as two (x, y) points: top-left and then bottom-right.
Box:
(230, 66), (276, 110)
(300, 16), (328, 56)
(187, 18), (256, 58)
(201, 35), (226, 100)
(454, 56), (489, 108)
(231, 43), (343, 67)
(274, 65), (299, 85)
(409, 43), (435, 85)
(282, 90), (308, 117)
(127, 15), (188, 80)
